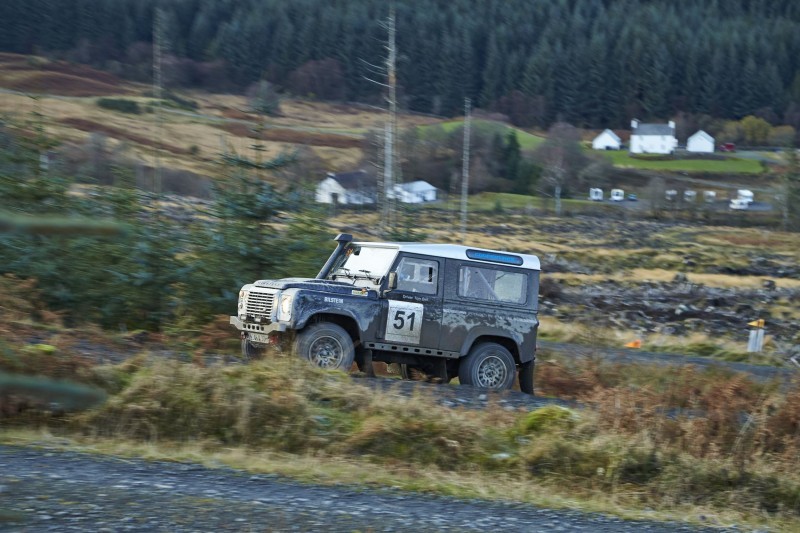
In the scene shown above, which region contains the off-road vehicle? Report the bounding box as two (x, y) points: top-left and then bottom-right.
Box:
(230, 234), (540, 393)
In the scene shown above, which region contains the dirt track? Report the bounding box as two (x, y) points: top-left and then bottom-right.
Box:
(0, 446), (731, 532)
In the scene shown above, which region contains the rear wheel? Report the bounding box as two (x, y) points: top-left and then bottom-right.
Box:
(294, 322), (355, 371)
(458, 343), (516, 391)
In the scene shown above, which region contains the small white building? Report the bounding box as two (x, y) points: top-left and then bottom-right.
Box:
(610, 188), (625, 201)
(389, 180), (438, 204)
(687, 130), (715, 153)
(592, 129), (621, 150)
(589, 188), (603, 201)
(665, 189), (678, 201)
(703, 191), (717, 203)
(629, 119), (678, 154)
(315, 170), (376, 205)
(684, 190), (697, 202)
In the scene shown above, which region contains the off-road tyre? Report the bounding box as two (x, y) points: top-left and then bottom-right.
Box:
(294, 322), (355, 371)
(458, 342), (516, 391)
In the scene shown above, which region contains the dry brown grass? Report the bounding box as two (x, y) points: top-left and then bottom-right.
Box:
(0, 53), (129, 96)
(4, 351), (799, 527)
(216, 123), (362, 149)
(59, 117), (193, 155)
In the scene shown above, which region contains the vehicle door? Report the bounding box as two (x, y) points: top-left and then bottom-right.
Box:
(380, 254), (442, 349)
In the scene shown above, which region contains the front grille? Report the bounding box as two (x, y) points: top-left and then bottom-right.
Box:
(246, 291), (275, 321)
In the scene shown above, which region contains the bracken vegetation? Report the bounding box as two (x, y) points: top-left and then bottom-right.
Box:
(3, 340), (800, 527)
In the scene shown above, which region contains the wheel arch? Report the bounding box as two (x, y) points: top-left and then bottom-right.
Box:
(301, 312), (361, 346)
(462, 334), (521, 364)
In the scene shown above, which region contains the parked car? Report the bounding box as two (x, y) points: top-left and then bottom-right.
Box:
(730, 198), (749, 210)
(626, 193), (638, 201)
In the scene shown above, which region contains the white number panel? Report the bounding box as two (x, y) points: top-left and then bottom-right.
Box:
(385, 300), (424, 344)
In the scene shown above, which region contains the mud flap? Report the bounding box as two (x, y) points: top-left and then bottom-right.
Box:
(356, 348), (376, 377)
(519, 359), (535, 395)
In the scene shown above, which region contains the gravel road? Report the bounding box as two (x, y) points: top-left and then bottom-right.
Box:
(0, 446), (736, 532)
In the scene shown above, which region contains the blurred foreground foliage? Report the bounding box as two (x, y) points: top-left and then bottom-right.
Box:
(0, 121), (329, 330)
(3, 352), (800, 522)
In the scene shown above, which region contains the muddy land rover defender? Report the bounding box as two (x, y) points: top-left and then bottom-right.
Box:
(230, 234), (540, 394)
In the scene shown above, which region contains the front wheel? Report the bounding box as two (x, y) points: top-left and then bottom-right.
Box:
(294, 322), (355, 371)
(458, 343), (516, 391)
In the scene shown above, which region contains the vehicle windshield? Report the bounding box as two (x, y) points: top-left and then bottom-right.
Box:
(327, 244), (398, 287)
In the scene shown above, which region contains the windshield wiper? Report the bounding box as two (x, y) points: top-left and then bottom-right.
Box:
(357, 269), (383, 284)
(332, 267), (354, 281)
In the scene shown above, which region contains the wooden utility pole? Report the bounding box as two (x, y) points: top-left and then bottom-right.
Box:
(460, 98), (472, 242)
(152, 7), (165, 196)
(360, 3), (400, 237)
(382, 4), (398, 236)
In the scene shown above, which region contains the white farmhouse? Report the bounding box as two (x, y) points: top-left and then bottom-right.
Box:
(687, 130), (715, 153)
(315, 170), (376, 205)
(389, 180), (438, 204)
(629, 119), (678, 154)
(592, 129), (621, 150)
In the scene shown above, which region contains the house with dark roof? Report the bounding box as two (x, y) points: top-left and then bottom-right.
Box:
(629, 119), (677, 154)
(315, 170), (376, 205)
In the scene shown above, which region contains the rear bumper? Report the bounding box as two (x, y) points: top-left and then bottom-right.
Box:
(229, 316), (287, 335)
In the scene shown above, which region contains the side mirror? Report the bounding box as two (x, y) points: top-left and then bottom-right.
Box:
(387, 272), (397, 290)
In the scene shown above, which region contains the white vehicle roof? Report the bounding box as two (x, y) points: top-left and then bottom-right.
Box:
(353, 242), (541, 271)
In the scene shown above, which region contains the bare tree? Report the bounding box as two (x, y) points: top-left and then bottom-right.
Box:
(533, 122), (586, 216)
(647, 176), (667, 218)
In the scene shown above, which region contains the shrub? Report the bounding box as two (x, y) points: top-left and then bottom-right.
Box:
(97, 98), (141, 114)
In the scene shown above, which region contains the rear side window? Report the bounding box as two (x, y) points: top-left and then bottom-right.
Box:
(457, 265), (527, 304)
(395, 257), (438, 295)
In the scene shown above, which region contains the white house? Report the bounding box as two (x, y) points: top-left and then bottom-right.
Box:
(389, 180), (438, 204)
(315, 170), (376, 205)
(629, 119), (678, 154)
(687, 130), (715, 153)
(589, 188), (603, 201)
(592, 129), (621, 150)
(610, 188), (625, 201)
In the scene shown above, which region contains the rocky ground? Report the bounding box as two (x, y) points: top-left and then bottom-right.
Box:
(0, 446), (738, 532)
(541, 277), (800, 345)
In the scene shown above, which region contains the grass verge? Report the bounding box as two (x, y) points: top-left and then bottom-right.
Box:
(3, 353), (800, 530)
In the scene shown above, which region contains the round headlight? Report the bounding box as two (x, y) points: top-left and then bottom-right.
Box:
(280, 294), (293, 315)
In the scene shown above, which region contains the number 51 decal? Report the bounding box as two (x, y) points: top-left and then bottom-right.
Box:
(385, 300), (424, 344)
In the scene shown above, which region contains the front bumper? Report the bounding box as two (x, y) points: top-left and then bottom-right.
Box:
(229, 316), (288, 335)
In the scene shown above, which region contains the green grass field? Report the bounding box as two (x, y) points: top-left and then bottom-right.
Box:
(433, 119), (546, 150)
(601, 150), (764, 173)
(425, 191), (609, 213)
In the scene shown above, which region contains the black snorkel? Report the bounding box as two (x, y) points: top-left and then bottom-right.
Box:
(316, 233), (353, 280)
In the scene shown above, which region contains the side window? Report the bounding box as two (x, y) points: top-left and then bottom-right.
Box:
(457, 265), (527, 304)
(395, 257), (438, 295)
